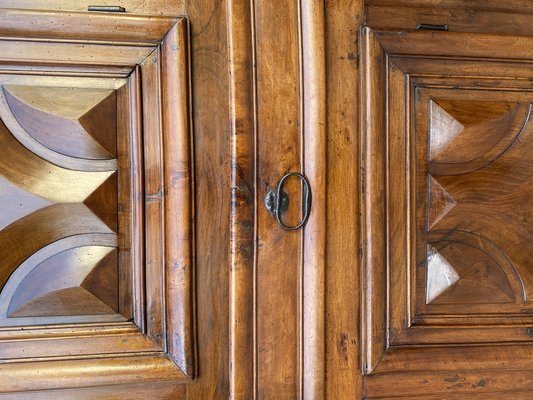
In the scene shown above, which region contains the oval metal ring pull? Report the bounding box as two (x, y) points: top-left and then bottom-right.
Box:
(274, 172), (312, 231)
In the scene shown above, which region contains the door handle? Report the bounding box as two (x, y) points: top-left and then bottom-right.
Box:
(264, 172), (311, 231)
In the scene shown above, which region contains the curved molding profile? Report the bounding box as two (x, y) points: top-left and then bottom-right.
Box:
(427, 230), (526, 305)
(4, 86), (116, 160)
(0, 117), (115, 202)
(227, 0), (255, 397)
(0, 204), (115, 290)
(429, 102), (531, 176)
(0, 86), (117, 172)
(301, 1), (327, 398)
(0, 234), (121, 325)
(0, 8), (179, 44)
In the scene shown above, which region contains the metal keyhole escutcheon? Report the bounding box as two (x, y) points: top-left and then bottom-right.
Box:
(264, 172), (312, 231)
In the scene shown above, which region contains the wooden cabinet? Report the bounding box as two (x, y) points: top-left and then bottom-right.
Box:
(5, 0), (533, 399)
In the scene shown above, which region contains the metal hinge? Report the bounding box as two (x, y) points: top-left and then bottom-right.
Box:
(88, 5), (126, 12)
(416, 23), (449, 31)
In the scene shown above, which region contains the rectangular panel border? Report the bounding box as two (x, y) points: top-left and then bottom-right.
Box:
(361, 27), (533, 376)
(0, 10), (195, 391)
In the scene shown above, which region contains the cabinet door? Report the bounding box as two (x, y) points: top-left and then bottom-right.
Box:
(362, 29), (533, 398)
(0, 10), (194, 397)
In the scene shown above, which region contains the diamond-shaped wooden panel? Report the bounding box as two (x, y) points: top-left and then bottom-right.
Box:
(0, 85), (121, 324)
(421, 98), (532, 314)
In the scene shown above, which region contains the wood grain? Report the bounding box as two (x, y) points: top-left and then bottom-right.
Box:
(254, 0), (301, 397)
(366, 3), (533, 37)
(374, 29), (533, 61)
(161, 18), (196, 378)
(186, 0), (231, 397)
(0, 382), (186, 400)
(141, 46), (166, 351)
(3, 86), (116, 160)
(0, 355), (188, 392)
(301, 1), (327, 397)
(0, 8), (178, 43)
(360, 27), (388, 374)
(0, 1), (186, 15)
(361, 26), (533, 398)
(365, 368), (533, 398)
(0, 10), (195, 395)
(367, 0), (533, 11)
(8, 247), (118, 317)
(227, 0), (255, 398)
(324, 0), (363, 398)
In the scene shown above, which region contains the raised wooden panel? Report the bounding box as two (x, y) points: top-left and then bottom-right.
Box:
(0, 10), (194, 393)
(4, 86), (117, 159)
(0, 83), (121, 325)
(362, 28), (533, 397)
(417, 93), (533, 319)
(7, 247), (118, 317)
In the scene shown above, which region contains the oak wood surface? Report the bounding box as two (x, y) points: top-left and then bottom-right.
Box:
(186, 0), (231, 398)
(325, 0), (364, 399)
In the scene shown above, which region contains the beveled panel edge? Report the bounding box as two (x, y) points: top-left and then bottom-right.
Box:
(360, 27), (533, 375)
(134, 17), (195, 379)
(0, 15), (196, 383)
(161, 18), (196, 379)
(0, 8), (179, 45)
(373, 29), (533, 62)
(0, 354), (189, 393)
(359, 27), (389, 374)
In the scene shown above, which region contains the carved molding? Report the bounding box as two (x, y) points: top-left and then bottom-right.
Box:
(361, 28), (533, 376)
(0, 10), (194, 392)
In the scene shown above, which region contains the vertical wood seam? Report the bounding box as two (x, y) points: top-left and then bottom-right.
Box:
(250, 0), (259, 397)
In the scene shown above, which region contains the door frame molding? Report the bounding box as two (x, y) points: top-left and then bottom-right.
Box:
(0, 9), (195, 391)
